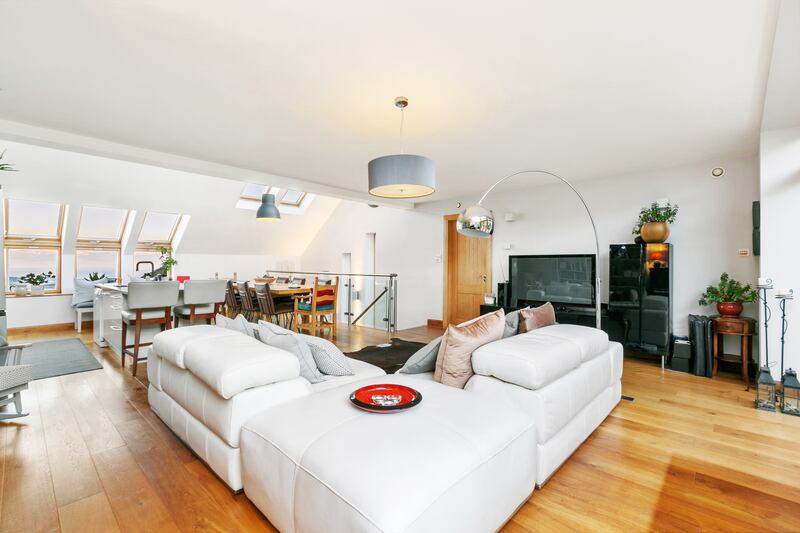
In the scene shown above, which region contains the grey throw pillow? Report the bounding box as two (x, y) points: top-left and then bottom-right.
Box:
(215, 314), (256, 337)
(300, 334), (354, 376)
(256, 320), (294, 341)
(503, 308), (528, 338)
(266, 333), (325, 383)
(397, 336), (443, 374)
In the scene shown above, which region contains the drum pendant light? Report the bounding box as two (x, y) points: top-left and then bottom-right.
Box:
(368, 97), (436, 198)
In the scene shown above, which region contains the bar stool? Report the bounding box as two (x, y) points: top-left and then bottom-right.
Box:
(173, 279), (228, 327)
(121, 281), (179, 377)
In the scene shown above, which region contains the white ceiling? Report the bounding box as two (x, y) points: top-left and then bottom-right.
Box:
(0, 0), (780, 201)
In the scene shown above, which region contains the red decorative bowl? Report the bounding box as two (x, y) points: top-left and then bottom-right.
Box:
(349, 384), (422, 413)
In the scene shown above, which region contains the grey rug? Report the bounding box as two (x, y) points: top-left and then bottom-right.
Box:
(11, 339), (103, 380)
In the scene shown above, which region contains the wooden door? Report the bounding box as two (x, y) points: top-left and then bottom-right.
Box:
(444, 215), (492, 327)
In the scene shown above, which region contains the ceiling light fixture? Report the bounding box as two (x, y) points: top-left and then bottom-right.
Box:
(256, 193), (280, 221)
(368, 96), (436, 198)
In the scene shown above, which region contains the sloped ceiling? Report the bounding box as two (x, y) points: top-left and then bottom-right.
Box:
(0, 141), (341, 255)
(0, 0), (780, 201)
(762, 0), (800, 131)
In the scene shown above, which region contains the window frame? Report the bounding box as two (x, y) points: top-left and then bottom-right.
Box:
(240, 184), (278, 202)
(74, 248), (122, 282)
(279, 189), (306, 207)
(4, 198), (65, 295)
(74, 206), (129, 281)
(137, 211), (181, 247)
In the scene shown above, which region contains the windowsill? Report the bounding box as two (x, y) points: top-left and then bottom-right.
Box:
(6, 292), (72, 298)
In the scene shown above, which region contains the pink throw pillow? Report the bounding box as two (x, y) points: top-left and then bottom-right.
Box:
(517, 302), (556, 334)
(433, 310), (505, 388)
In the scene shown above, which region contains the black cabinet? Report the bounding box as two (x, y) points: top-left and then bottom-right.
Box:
(608, 243), (673, 358)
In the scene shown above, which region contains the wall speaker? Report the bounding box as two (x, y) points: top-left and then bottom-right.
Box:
(753, 201), (760, 256)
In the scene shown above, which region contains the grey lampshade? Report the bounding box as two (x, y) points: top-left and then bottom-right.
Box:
(456, 204), (494, 238)
(256, 193), (280, 221)
(368, 154), (436, 198)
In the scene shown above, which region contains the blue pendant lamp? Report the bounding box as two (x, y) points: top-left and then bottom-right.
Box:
(368, 97), (436, 199)
(256, 193), (280, 221)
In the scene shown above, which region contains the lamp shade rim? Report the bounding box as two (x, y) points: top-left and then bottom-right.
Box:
(368, 153), (436, 199)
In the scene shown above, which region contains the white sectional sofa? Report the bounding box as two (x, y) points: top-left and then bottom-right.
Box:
(146, 321), (623, 531)
(147, 325), (385, 491)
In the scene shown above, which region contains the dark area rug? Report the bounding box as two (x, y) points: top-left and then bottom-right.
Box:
(6, 339), (103, 380)
(346, 338), (425, 374)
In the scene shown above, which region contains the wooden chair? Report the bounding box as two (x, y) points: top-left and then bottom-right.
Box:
(255, 283), (294, 328)
(294, 276), (338, 338)
(121, 281), (179, 377)
(224, 280), (240, 317)
(237, 281), (258, 321)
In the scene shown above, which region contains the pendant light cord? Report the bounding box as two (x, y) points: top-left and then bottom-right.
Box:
(399, 105), (405, 155)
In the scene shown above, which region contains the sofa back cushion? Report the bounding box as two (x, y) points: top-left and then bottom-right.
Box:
(433, 310), (505, 389)
(517, 303), (556, 334)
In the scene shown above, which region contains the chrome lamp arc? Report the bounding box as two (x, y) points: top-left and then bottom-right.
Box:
(256, 193), (280, 221)
(456, 170), (602, 329)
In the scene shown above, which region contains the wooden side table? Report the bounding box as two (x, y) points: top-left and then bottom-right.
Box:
(711, 316), (756, 389)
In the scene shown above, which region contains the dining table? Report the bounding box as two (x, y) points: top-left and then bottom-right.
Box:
(244, 282), (313, 297)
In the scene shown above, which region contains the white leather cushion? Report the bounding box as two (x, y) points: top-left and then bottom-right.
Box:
(152, 325), (240, 369)
(157, 358), (311, 447)
(472, 330), (582, 390)
(183, 334), (301, 398)
(300, 334), (353, 376)
(241, 375), (537, 533)
(536, 324), (610, 362)
(310, 358), (386, 392)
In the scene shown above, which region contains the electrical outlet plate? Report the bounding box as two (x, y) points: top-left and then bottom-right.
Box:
(737, 248), (751, 257)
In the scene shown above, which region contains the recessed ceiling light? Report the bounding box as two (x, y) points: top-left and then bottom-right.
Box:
(711, 167), (725, 178)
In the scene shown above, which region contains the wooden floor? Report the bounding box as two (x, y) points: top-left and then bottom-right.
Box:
(3, 324), (800, 532)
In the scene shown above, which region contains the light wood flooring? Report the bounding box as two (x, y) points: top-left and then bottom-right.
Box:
(3, 323), (800, 532)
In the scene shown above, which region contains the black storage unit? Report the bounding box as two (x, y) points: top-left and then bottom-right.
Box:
(608, 243), (673, 360)
(688, 315), (714, 377)
(671, 336), (692, 373)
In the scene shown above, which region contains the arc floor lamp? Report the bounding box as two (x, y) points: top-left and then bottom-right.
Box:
(456, 170), (602, 329)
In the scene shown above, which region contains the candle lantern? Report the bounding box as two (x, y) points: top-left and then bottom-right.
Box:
(756, 366), (777, 411)
(781, 369), (800, 416)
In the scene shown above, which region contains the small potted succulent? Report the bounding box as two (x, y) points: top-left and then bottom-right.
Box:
(18, 271), (55, 295)
(698, 273), (757, 317)
(632, 202), (679, 243)
(84, 272), (106, 282)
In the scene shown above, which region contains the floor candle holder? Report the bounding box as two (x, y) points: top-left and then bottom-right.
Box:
(756, 278), (776, 411)
(776, 288), (794, 415)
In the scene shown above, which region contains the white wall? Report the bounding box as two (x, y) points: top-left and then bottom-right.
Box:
(759, 126), (800, 376)
(421, 155), (760, 336)
(301, 201), (443, 331)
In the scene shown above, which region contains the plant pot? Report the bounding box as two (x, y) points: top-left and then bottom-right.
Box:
(29, 284), (45, 295)
(717, 302), (743, 317)
(11, 284), (29, 296)
(640, 222), (670, 243)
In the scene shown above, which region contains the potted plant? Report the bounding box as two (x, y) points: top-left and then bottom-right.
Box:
(0, 150), (17, 172)
(698, 272), (757, 317)
(158, 246), (178, 280)
(84, 272), (106, 282)
(18, 271), (55, 295)
(632, 202), (679, 243)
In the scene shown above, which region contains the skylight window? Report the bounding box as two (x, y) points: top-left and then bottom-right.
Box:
(5, 198), (64, 239)
(280, 190), (306, 207)
(138, 211), (180, 244)
(240, 183), (277, 200)
(77, 206), (129, 242)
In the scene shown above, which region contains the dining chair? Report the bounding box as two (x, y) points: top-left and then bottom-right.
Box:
(173, 279), (227, 327)
(255, 283), (294, 328)
(238, 281), (258, 321)
(294, 276), (339, 338)
(224, 280), (240, 317)
(122, 281), (180, 377)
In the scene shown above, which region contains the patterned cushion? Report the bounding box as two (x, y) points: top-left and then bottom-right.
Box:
(255, 320), (294, 341)
(0, 364), (32, 390)
(299, 334), (353, 376)
(298, 303), (333, 311)
(264, 333), (325, 383)
(215, 314), (256, 337)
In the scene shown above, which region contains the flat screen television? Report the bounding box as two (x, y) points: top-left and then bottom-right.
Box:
(509, 254), (596, 308)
